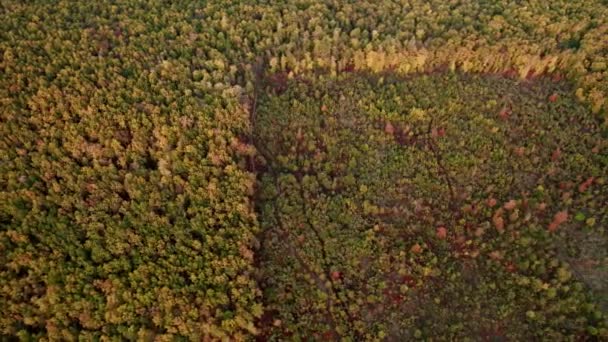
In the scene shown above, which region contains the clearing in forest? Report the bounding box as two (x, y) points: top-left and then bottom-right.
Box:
(253, 72), (608, 340)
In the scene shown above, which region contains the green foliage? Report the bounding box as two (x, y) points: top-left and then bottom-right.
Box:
(1, 0), (607, 340)
(0, 1), (260, 340)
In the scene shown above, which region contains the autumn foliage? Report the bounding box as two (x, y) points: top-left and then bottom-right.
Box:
(254, 73), (607, 339)
(1, 0), (608, 340)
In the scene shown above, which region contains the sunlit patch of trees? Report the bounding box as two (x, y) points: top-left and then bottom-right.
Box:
(0, 0), (607, 340)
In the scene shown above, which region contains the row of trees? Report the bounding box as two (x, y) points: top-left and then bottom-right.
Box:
(231, 0), (608, 121)
(1, 0), (607, 339)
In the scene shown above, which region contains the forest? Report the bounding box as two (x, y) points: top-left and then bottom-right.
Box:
(0, 0), (607, 340)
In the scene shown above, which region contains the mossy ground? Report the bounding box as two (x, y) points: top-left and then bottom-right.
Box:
(252, 72), (608, 340)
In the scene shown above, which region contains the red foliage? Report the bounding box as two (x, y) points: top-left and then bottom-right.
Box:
(341, 63), (355, 73)
(494, 217), (505, 232)
(430, 126), (446, 139)
(499, 107), (510, 120)
(503, 200), (517, 211)
(526, 69), (536, 80)
(392, 294), (404, 305)
(487, 198), (497, 207)
(578, 177), (594, 193)
(410, 244), (422, 254)
(436, 226), (448, 240)
(431, 127), (438, 138)
(548, 210), (568, 232)
(554, 211), (568, 224)
(489, 251), (503, 260)
(548, 222), (558, 232)
(502, 68), (518, 78)
(549, 93), (558, 102)
(493, 215), (505, 232)
(384, 122), (395, 134)
(402, 275), (416, 287)
(330, 271), (341, 280)
(322, 330), (335, 341)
